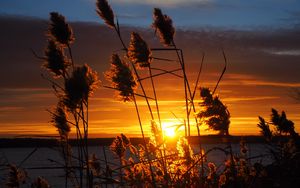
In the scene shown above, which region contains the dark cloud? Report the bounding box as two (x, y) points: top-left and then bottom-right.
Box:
(1, 15), (300, 87)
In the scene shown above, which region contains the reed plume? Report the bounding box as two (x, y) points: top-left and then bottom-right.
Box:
(218, 174), (227, 186)
(110, 136), (126, 159)
(150, 120), (163, 148)
(64, 64), (99, 110)
(51, 102), (71, 140)
(88, 154), (101, 176)
(105, 54), (137, 102)
(5, 164), (27, 188)
(207, 162), (217, 180)
(48, 12), (74, 46)
(44, 39), (70, 78)
(96, 0), (115, 28)
(197, 87), (230, 135)
(128, 32), (152, 69)
(271, 108), (295, 134)
(31, 177), (50, 188)
(121, 133), (131, 147)
(152, 8), (175, 46)
(257, 116), (273, 141)
(239, 138), (248, 155)
(176, 137), (194, 166)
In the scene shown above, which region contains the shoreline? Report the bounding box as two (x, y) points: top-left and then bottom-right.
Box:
(0, 135), (269, 148)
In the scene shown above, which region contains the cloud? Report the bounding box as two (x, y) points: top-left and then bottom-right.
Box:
(223, 96), (279, 102)
(262, 49), (300, 56)
(110, 0), (211, 7)
(117, 13), (147, 20)
(0, 87), (55, 107)
(0, 106), (25, 112)
(241, 80), (300, 87)
(89, 107), (121, 112)
(224, 74), (300, 88)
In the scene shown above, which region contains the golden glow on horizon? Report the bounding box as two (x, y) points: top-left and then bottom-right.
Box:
(163, 126), (176, 138)
(162, 120), (184, 138)
(2, 89), (300, 137)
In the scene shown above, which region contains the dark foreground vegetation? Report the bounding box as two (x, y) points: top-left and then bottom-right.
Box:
(1, 0), (300, 187)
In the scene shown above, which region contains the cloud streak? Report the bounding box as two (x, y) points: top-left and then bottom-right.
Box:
(263, 49), (300, 56)
(110, 0), (211, 7)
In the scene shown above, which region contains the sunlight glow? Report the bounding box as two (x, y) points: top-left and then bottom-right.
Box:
(162, 120), (183, 138)
(164, 126), (176, 138)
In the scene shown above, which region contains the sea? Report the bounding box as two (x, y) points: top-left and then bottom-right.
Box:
(0, 144), (272, 187)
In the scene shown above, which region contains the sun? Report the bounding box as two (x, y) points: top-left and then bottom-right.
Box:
(163, 127), (176, 138)
(162, 121), (179, 138)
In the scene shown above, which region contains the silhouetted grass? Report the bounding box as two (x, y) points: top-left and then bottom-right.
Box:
(2, 0), (300, 187)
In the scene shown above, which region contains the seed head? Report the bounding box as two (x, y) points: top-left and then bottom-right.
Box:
(197, 87), (230, 135)
(176, 137), (194, 166)
(64, 64), (99, 110)
(89, 154), (101, 176)
(110, 136), (126, 158)
(240, 138), (248, 155)
(257, 116), (272, 141)
(207, 162), (217, 180)
(150, 120), (163, 147)
(208, 162), (216, 171)
(152, 8), (175, 46)
(31, 177), (50, 188)
(128, 32), (152, 69)
(5, 164), (27, 187)
(51, 102), (71, 140)
(96, 0), (115, 28)
(219, 174), (227, 186)
(44, 39), (70, 78)
(121, 133), (131, 146)
(48, 12), (74, 46)
(105, 54), (137, 102)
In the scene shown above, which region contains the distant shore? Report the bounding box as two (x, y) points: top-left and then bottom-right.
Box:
(0, 135), (271, 148)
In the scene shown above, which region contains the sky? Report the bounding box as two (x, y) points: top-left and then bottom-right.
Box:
(1, 0), (300, 28)
(0, 0), (300, 138)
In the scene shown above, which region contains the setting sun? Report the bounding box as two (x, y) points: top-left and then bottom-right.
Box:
(163, 126), (176, 138)
(162, 121), (183, 138)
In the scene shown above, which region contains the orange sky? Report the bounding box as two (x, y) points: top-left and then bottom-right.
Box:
(0, 17), (300, 138)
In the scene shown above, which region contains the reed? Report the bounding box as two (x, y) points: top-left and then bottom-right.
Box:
(13, 1), (299, 187)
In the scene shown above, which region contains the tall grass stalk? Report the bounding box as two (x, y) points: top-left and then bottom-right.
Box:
(147, 64), (169, 177)
(35, 11), (100, 188)
(96, 2), (162, 184)
(131, 93), (158, 185)
(172, 43), (192, 136)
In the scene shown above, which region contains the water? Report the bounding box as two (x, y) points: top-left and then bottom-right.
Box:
(0, 144), (272, 187)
